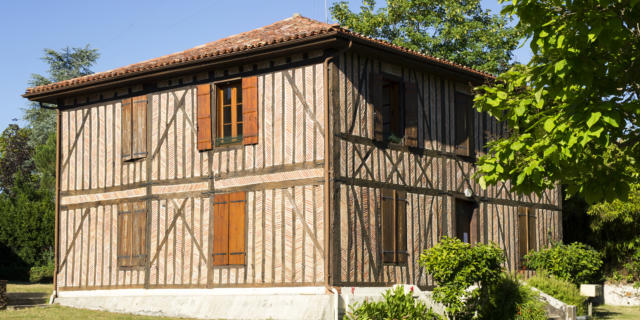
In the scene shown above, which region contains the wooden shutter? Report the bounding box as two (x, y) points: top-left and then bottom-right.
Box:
(371, 74), (386, 142)
(455, 92), (471, 156)
(121, 98), (133, 161)
(527, 208), (537, 252)
(117, 201), (147, 268)
(228, 192), (246, 265)
(242, 77), (259, 145)
(213, 194), (229, 266)
(395, 190), (407, 263)
(381, 188), (395, 263)
(404, 82), (419, 148)
(131, 95), (147, 159)
(117, 202), (132, 267)
(197, 84), (213, 151)
(518, 207), (528, 266)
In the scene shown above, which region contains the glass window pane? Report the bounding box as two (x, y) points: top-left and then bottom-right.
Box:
(237, 105), (243, 122)
(236, 85), (242, 103)
(223, 106), (231, 123)
(223, 87), (232, 105)
(223, 124), (231, 137)
(237, 124), (243, 136)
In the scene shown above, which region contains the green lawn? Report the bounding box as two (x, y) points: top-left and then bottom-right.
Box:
(594, 305), (640, 320)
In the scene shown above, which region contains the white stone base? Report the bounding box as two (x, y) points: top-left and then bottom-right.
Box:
(604, 284), (640, 306)
(56, 287), (335, 320)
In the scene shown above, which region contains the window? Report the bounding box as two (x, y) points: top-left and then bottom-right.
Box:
(216, 81), (243, 146)
(371, 75), (420, 148)
(381, 188), (407, 264)
(455, 199), (475, 244)
(121, 95), (147, 161)
(454, 92), (474, 156)
(518, 207), (536, 266)
(117, 201), (147, 268)
(212, 192), (246, 266)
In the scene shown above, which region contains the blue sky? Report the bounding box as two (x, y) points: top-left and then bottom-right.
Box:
(0, 0), (530, 132)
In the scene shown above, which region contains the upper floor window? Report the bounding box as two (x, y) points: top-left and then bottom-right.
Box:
(121, 95), (148, 161)
(371, 74), (420, 148)
(455, 92), (474, 156)
(217, 81), (243, 146)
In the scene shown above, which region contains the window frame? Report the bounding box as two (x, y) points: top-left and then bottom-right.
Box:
(215, 80), (244, 147)
(455, 198), (476, 244)
(121, 95), (148, 162)
(454, 91), (475, 157)
(117, 201), (148, 270)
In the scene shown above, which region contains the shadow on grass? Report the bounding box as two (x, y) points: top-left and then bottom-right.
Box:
(594, 310), (623, 319)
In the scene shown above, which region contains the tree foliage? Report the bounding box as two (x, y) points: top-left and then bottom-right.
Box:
(473, 1), (640, 203)
(0, 45), (99, 280)
(330, 0), (522, 74)
(524, 242), (603, 284)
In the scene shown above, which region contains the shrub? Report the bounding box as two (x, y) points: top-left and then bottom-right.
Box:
(526, 271), (586, 315)
(524, 242), (603, 284)
(29, 261), (54, 283)
(481, 274), (547, 320)
(418, 237), (505, 319)
(344, 285), (440, 320)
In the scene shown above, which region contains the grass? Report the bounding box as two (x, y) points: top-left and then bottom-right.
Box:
(1, 282), (196, 319)
(0, 305), (198, 319)
(594, 305), (640, 320)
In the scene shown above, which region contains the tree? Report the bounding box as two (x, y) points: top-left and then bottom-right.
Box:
(473, 1), (640, 203)
(0, 125), (35, 194)
(24, 45), (99, 147)
(330, 0), (522, 74)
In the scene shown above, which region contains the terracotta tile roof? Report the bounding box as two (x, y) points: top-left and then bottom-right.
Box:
(24, 15), (493, 99)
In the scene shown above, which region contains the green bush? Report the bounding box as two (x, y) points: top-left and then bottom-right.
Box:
(418, 237), (505, 319)
(524, 242), (603, 284)
(29, 262), (54, 283)
(344, 285), (440, 320)
(480, 274), (547, 320)
(526, 271), (586, 315)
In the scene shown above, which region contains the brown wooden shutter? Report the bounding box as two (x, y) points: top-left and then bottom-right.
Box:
(130, 201), (147, 267)
(527, 208), (537, 252)
(121, 98), (133, 161)
(404, 82), (419, 148)
(395, 190), (408, 263)
(381, 188), (395, 263)
(518, 207), (528, 266)
(455, 92), (472, 156)
(117, 201), (147, 268)
(371, 74), (386, 142)
(213, 194), (229, 266)
(117, 202), (132, 267)
(131, 95), (148, 159)
(197, 84), (213, 151)
(228, 192), (246, 265)
(242, 77), (259, 145)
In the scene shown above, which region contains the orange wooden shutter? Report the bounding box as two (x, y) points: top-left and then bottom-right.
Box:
(131, 95), (148, 159)
(518, 207), (528, 266)
(371, 74), (386, 142)
(404, 82), (419, 148)
(527, 208), (537, 252)
(228, 192), (246, 265)
(381, 188), (395, 263)
(395, 190), (408, 263)
(117, 202), (132, 267)
(213, 194), (229, 266)
(130, 201), (147, 267)
(121, 98), (133, 161)
(242, 77), (258, 145)
(197, 84), (213, 151)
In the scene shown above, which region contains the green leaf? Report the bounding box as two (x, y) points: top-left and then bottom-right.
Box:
(602, 114), (620, 128)
(557, 34), (565, 48)
(487, 98), (501, 107)
(514, 104), (526, 116)
(497, 91), (508, 99)
(544, 118), (555, 133)
(511, 141), (525, 151)
(479, 176), (487, 189)
(544, 145), (558, 158)
(516, 172), (526, 186)
(587, 112), (601, 128)
(554, 59), (567, 72)
(539, 30), (549, 38)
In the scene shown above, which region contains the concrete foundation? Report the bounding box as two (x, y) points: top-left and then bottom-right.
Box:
(603, 284), (640, 306)
(56, 287), (335, 320)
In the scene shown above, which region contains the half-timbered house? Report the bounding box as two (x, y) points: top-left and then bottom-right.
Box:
(23, 14), (562, 320)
